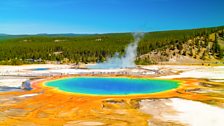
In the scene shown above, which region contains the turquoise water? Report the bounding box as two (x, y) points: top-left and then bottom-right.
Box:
(45, 77), (179, 96)
(30, 68), (49, 71)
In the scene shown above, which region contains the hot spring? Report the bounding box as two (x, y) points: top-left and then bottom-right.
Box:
(45, 77), (180, 96)
(29, 68), (49, 71)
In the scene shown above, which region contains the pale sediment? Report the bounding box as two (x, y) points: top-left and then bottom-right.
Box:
(140, 98), (224, 126)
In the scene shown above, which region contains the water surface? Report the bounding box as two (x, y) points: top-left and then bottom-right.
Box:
(45, 77), (179, 96)
(30, 68), (49, 71)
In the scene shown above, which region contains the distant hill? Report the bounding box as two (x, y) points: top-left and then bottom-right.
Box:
(0, 34), (8, 36)
(0, 33), (95, 40)
(0, 34), (27, 40)
(35, 33), (96, 37)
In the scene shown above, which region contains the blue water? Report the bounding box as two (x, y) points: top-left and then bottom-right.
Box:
(31, 68), (49, 71)
(45, 77), (179, 96)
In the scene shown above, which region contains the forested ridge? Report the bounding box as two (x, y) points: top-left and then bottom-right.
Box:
(0, 26), (223, 65)
(136, 26), (224, 64)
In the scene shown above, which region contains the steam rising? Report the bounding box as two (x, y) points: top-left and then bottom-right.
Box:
(89, 32), (144, 69)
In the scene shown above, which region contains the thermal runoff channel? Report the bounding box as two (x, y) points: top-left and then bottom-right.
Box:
(45, 77), (179, 96)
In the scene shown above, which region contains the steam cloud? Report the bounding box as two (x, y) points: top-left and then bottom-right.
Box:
(89, 32), (144, 69)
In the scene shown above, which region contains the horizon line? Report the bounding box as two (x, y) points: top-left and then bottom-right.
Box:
(1, 25), (224, 36)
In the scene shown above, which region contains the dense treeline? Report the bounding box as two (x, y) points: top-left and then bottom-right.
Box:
(0, 26), (223, 65)
(0, 33), (132, 65)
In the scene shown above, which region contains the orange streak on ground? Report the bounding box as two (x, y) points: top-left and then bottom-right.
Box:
(0, 75), (212, 125)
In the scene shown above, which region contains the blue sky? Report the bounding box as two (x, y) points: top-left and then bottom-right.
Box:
(0, 0), (224, 34)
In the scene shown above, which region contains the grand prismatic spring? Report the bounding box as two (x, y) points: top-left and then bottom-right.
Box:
(1, 65), (224, 126)
(45, 77), (179, 96)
